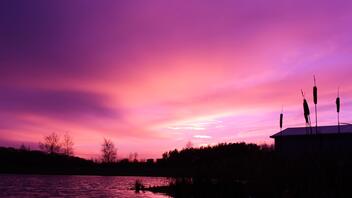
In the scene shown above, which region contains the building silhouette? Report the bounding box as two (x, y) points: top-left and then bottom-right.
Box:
(271, 125), (352, 156)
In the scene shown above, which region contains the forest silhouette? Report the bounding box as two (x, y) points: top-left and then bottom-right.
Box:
(2, 140), (352, 197)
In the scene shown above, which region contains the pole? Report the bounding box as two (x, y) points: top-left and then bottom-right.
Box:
(315, 104), (317, 134)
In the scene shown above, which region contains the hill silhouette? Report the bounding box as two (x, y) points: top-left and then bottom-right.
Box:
(0, 147), (96, 175)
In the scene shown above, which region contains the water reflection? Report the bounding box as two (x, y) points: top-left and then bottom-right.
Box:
(0, 175), (171, 198)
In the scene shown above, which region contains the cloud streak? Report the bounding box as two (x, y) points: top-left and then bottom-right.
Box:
(1, 0), (352, 158)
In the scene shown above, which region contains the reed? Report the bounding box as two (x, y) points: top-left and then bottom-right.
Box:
(313, 76), (318, 134)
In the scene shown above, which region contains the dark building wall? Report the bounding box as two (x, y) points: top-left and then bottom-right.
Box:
(274, 134), (352, 157)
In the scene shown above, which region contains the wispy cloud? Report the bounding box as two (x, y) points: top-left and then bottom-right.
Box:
(1, 0), (352, 158)
(193, 135), (212, 139)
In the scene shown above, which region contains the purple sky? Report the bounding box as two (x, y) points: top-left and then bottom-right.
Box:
(1, 0), (352, 159)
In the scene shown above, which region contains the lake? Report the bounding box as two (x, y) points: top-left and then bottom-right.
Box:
(0, 174), (172, 198)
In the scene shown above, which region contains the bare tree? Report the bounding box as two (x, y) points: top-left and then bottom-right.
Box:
(101, 138), (117, 163)
(129, 152), (138, 162)
(129, 153), (134, 162)
(62, 132), (74, 156)
(19, 143), (30, 151)
(39, 132), (61, 154)
(185, 141), (193, 149)
(133, 152), (138, 162)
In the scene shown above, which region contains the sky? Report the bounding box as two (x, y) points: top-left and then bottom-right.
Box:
(1, 0), (352, 159)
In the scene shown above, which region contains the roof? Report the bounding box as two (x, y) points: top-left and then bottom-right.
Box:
(270, 125), (352, 138)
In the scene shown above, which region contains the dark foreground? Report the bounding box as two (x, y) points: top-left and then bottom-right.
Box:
(2, 143), (352, 197)
(144, 178), (251, 198)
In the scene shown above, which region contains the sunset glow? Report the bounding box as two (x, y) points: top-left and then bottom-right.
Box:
(1, 0), (352, 159)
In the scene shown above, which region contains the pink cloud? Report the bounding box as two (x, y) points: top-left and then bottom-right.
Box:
(1, 0), (352, 158)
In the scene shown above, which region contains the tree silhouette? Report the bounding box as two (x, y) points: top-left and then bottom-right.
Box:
(39, 132), (61, 154)
(19, 143), (30, 151)
(185, 141), (193, 149)
(62, 132), (74, 156)
(101, 138), (117, 163)
(129, 152), (138, 162)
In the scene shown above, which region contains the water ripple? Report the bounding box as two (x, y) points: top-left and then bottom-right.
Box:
(0, 175), (171, 198)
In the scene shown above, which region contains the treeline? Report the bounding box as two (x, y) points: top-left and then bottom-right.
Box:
(0, 141), (275, 177)
(156, 143), (352, 197)
(0, 141), (277, 178)
(0, 146), (160, 176)
(35, 132), (128, 164)
(0, 132), (162, 175)
(0, 147), (95, 175)
(158, 143), (275, 178)
(3, 140), (352, 196)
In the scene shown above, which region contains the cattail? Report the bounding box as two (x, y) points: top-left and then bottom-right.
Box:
(304, 114), (309, 124)
(301, 90), (312, 134)
(302, 90), (310, 117)
(313, 75), (318, 134)
(313, 76), (317, 105)
(336, 88), (341, 133)
(336, 97), (340, 112)
(280, 113), (283, 129)
(279, 112), (283, 136)
(303, 99), (310, 116)
(336, 90), (340, 113)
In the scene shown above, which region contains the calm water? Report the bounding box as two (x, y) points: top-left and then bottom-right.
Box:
(0, 174), (172, 198)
